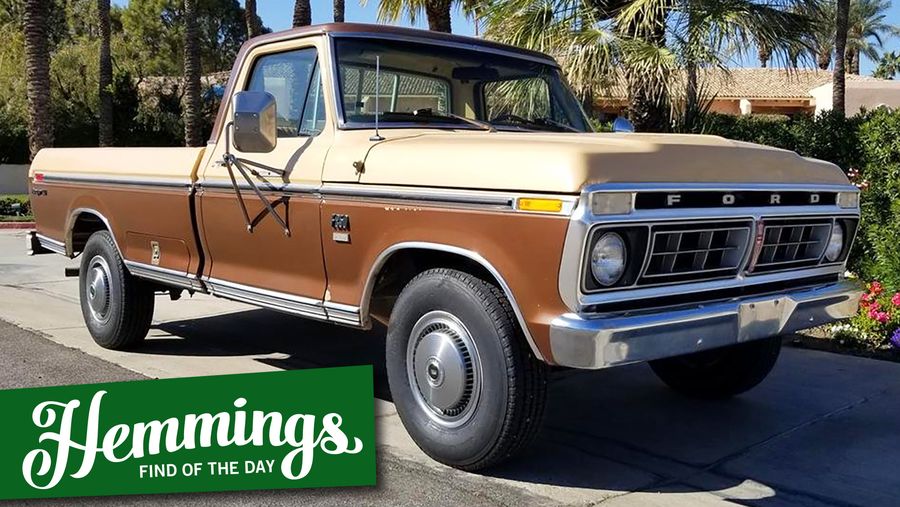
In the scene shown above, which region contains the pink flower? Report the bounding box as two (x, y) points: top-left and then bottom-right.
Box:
(875, 312), (890, 324)
(892, 293), (900, 307)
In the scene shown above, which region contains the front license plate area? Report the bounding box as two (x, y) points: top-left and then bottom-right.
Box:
(737, 297), (788, 341)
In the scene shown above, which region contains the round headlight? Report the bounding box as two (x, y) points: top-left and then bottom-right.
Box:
(824, 223), (844, 262)
(591, 232), (627, 286)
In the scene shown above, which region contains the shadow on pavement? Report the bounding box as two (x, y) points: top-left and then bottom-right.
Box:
(148, 308), (900, 505)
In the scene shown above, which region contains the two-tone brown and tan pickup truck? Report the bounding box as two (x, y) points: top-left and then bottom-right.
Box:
(28, 23), (863, 470)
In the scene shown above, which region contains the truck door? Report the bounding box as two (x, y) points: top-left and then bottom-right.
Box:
(198, 39), (331, 319)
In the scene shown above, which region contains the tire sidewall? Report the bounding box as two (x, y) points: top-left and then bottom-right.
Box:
(387, 273), (511, 467)
(79, 232), (127, 347)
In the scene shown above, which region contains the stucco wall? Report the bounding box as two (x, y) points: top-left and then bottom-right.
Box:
(811, 81), (900, 115)
(0, 164), (29, 195)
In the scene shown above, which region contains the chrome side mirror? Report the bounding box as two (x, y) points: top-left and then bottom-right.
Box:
(613, 117), (635, 133)
(232, 91), (277, 153)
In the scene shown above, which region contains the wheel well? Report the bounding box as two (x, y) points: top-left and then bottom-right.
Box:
(69, 212), (109, 255)
(367, 248), (499, 327)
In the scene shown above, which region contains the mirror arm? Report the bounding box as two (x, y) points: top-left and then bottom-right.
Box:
(222, 121), (291, 236)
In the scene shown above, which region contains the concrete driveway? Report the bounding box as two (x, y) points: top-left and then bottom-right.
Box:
(1, 230), (898, 506)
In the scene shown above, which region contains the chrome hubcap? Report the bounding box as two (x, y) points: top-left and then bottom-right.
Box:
(86, 256), (112, 323)
(407, 311), (481, 427)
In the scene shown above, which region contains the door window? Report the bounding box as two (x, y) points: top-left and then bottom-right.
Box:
(246, 48), (325, 137)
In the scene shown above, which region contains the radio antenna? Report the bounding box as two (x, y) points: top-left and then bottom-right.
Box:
(370, 55), (385, 141)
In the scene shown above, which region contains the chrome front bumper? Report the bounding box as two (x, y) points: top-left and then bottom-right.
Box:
(549, 280), (863, 369)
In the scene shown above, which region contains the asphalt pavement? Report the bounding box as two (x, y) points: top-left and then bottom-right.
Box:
(1, 229), (899, 506)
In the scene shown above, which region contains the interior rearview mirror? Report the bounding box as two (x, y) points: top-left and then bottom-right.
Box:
(232, 91), (277, 153)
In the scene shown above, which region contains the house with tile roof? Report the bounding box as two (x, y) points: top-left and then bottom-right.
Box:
(594, 68), (900, 118)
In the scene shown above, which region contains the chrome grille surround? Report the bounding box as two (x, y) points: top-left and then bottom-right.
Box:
(559, 183), (862, 314)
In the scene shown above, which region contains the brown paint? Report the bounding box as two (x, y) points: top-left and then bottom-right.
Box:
(320, 199), (570, 362)
(31, 181), (199, 275)
(198, 188), (327, 299)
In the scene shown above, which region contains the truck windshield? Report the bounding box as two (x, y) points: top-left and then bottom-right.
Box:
(333, 37), (591, 133)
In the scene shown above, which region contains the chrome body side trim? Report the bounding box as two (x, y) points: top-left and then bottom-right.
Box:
(559, 183), (861, 313)
(205, 277), (330, 321)
(42, 173), (192, 189)
(359, 241), (544, 361)
(324, 301), (363, 326)
(550, 280), (863, 369)
(125, 261), (203, 291)
(35, 234), (66, 256)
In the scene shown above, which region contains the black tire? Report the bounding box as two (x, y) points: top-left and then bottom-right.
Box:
(79, 230), (155, 350)
(649, 336), (782, 399)
(386, 268), (548, 471)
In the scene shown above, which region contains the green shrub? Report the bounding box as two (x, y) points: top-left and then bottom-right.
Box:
(0, 195), (30, 217)
(0, 107), (29, 164)
(853, 108), (900, 288)
(697, 111), (862, 171)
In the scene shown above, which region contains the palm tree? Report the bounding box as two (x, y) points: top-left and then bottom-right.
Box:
(873, 50), (900, 78)
(245, 0), (263, 38)
(335, 0), (345, 22)
(293, 0), (311, 27)
(98, 0), (113, 147)
(367, 0), (462, 33)
(834, 0), (850, 114)
(23, 0), (53, 159)
(183, 0), (203, 146)
(483, 0), (816, 131)
(844, 0), (898, 74)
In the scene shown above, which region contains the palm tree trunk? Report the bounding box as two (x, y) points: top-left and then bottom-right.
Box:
(833, 0), (850, 115)
(98, 0), (113, 147)
(425, 0), (452, 33)
(23, 0), (53, 160)
(293, 0), (311, 27)
(334, 0), (344, 22)
(850, 49), (860, 74)
(183, 0), (203, 147)
(245, 0), (263, 38)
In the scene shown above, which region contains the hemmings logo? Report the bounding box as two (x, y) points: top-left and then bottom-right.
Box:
(1, 367), (376, 499)
(23, 392), (363, 490)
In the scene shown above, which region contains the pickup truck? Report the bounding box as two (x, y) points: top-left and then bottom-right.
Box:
(28, 23), (863, 471)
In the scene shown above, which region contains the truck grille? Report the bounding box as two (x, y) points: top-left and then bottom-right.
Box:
(751, 219), (832, 273)
(640, 221), (752, 284)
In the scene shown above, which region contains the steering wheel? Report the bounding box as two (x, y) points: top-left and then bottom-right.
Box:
(490, 113), (530, 124)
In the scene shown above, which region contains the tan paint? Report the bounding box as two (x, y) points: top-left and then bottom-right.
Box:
(30, 147), (205, 182)
(357, 132), (850, 193)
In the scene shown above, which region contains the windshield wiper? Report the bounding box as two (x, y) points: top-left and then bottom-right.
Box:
(492, 114), (579, 133)
(411, 108), (496, 132)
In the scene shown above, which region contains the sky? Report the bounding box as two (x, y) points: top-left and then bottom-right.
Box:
(112, 0), (900, 76)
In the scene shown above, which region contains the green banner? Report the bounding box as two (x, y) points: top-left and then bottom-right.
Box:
(0, 366), (376, 499)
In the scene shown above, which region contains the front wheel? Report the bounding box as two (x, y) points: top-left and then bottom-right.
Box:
(386, 268), (548, 471)
(79, 230), (155, 350)
(649, 335), (782, 399)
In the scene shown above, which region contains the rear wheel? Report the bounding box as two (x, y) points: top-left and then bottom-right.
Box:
(386, 268), (548, 470)
(649, 336), (782, 399)
(79, 231), (155, 350)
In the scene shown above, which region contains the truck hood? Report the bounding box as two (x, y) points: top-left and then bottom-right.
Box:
(358, 132), (850, 193)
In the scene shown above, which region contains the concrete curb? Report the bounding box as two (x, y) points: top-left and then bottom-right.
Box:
(0, 222), (34, 230)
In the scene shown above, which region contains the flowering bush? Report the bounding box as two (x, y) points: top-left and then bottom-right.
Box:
(830, 281), (900, 350)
